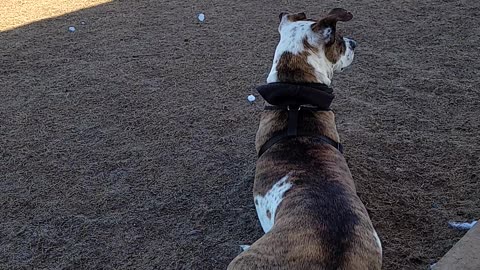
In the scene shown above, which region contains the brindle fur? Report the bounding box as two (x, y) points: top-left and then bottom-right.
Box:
(276, 51), (318, 83)
(229, 109), (381, 269)
(276, 32), (347, 83)
(228, 9), (381, 270)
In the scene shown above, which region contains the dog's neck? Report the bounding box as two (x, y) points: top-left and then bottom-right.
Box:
(255, 81), (339, 154)
(266, 55), (334, 86)
(255, 108), (340, 155)
(257, 82), (334, 109)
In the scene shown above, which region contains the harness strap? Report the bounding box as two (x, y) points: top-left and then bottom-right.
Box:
(287, 106), (300, 136)
(258, 106), (344, 157)
(258, 133), (343, 157)
(256, 82), (342, 158)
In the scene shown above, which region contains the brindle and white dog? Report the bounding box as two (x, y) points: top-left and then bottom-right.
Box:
(228, 9), (382, 270)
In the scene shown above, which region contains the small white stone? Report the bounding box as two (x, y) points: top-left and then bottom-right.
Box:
(247, 95), (256, 102)
(198, 13), (205, 22)
(68, 26), (76, 32)
(239, 245), (250, 251)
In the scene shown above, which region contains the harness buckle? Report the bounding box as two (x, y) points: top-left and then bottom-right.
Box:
(287, 105), (301, 111)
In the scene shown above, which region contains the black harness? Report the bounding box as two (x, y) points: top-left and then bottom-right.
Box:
(256, 83), (344, 157)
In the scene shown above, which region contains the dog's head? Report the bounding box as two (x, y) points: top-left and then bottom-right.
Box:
(267, 8), (356, 85)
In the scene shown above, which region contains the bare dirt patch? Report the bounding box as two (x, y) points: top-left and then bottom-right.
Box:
(1, 0), (479, 269)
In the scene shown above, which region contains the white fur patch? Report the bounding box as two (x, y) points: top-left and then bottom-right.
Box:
(266, 17), (356, 85)
(307, 54), (333, 85)
(267, 19), (318, 83)
(254, 175), (293, 233)
(334, 37), (355, 72)
(322, 27), (333, 41)
(373, 229), (382, 254)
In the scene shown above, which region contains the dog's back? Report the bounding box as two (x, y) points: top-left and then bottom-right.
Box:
(230, 112), (381, 269)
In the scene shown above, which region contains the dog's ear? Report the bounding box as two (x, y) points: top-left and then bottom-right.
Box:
(281, 12), (307, 22)
(291, 12), (307, 21)
(311, 8), (353, 44)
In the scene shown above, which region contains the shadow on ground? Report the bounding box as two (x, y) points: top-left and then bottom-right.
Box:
(1, 0), (479, 269)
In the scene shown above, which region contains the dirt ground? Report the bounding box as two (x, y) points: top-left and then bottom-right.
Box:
(1, 0), (479, 269)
